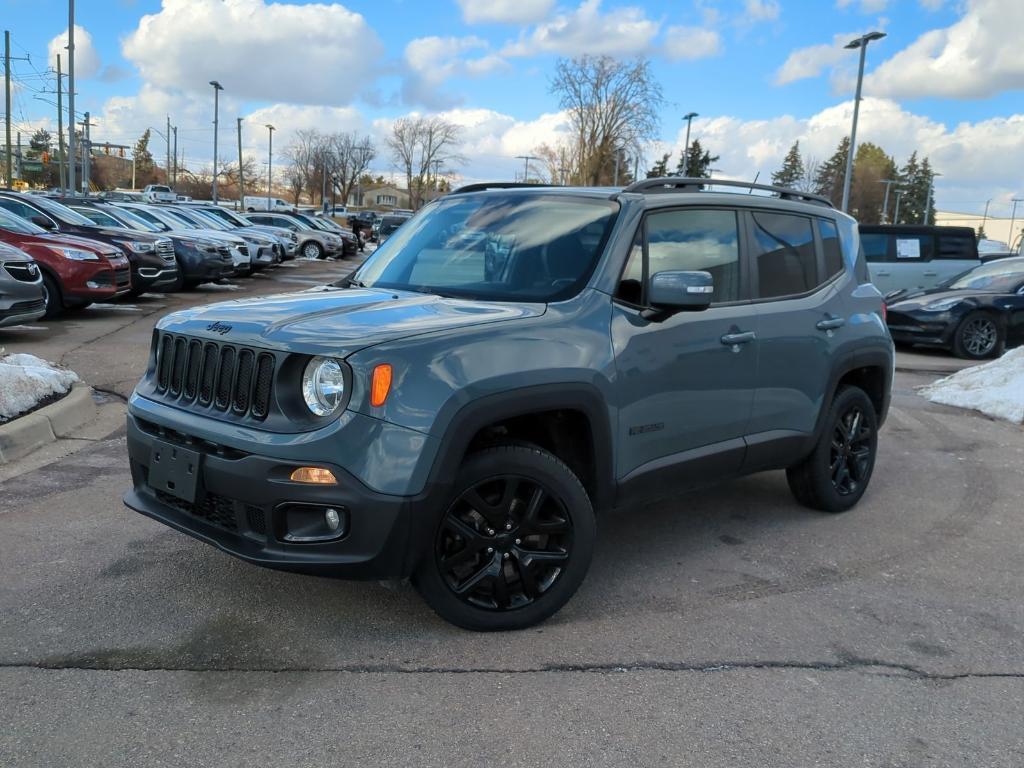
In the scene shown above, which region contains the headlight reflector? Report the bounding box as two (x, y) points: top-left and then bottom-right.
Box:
(301, 356), (346, 416)
(923, 297), (962, 312)
(50, 246), (99, 261)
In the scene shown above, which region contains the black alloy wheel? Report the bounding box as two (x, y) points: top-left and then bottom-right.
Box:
(415, 444), (595, 631)
(954, 312), (1000, 359)
(829, 405), (873, 497)
(436, 475), (573, 611)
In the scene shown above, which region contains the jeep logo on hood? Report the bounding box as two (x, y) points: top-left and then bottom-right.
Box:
(206, 321), (233, 335)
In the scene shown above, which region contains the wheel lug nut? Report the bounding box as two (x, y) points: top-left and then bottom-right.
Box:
(505, 523), (512, 530)
(503, 552), (509, 560)
(486, 528), (494, 536)
(515, 538), (521, 545)
(486, 547), (494, 554)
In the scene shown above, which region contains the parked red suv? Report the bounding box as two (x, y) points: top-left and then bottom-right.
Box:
(0, 208), (131, 317)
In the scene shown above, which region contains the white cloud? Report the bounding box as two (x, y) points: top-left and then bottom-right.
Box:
(664, 97), (1024, 212)
(664, 26), (722, 60)
(402, 36), (507, 109)
(48, 26), (101, 79)
(456, 0), (555, 24)
(775, 33), (856, 85)
(504, 0), (660, 57)
(744, 0), (781, 21)
(121, 0), (384, 106)
(918, 0), (944, 9)
(868, 0), (1024, 99)
(836, 0), (889, 12)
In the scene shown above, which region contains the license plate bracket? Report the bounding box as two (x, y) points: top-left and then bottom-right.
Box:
(148, 441), (201, 503)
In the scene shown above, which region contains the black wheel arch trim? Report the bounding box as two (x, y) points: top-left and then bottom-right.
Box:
(423, 383), (616, 515)
(811, 346), (893, 443)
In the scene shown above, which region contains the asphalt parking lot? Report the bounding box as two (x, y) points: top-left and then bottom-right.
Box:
(1, 260), (1023, 766)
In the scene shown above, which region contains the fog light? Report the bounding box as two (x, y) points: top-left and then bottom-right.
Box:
(290, 466), (337, 484)
(325, 508), (341, 531)
(86, 280), (100, 289)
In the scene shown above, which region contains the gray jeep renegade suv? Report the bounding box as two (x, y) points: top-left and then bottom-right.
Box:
(124, 178), (893, 631)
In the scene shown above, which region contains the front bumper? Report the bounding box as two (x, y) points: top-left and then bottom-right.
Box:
(124, 414), (419, 579)
(0, 296), (46, 326)
(886, 309), (956, 348)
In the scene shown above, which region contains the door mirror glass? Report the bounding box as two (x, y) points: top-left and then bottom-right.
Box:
(31, 215), (55, 230)
(648, 270), (714, 311)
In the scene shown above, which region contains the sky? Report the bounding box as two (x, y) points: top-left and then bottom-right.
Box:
(2, 0), (1023, 216)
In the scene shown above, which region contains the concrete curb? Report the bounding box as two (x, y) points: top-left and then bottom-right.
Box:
(0, 384), (98, 464)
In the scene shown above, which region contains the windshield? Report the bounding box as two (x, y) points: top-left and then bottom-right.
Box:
(158, 208), (202, 229)
(198, 207), (246, 227)
(354, 194), (619, 302)
(0, 208), (47, 234)
(120, 206), (172, 231)
(292, 212), (331, 231)
(31, 196), (97, 226)
(71, 207), (121, 228)
(100, 205), (161, 233)
(946, 259), (1024, 292)
(185, 209), (231, 230)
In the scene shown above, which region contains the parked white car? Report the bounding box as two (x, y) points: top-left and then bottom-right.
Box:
(143, 184), (177, 203)
(243, 196), (295, 213)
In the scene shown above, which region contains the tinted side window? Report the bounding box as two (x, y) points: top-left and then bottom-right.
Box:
(861, 233), (890, 263)
(0, 197), (44, 222)
(819, 219), (844, 280)
(644, 209), (741, 303)
(936, 234), (976, 260)
(751, 211), (816, 298)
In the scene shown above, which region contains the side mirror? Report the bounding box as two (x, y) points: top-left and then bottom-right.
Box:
(647, 270), (714, 312)
(31, 215), (55, 230)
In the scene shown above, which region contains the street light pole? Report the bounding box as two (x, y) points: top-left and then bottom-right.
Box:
(1009, 198), (1023, 251)
(67, 0), (76, 197)
(840, 31), (886, 213)
(682, 112), (698, 175)
(209, 80), (223, 203)
(878, 179), (899, 223)
(265, 123), (274, 211)
(893, 189), (904, 224)
(236, 117), (244, 211)
(922, 171), (941, 224)
(981, 199), (991, 233)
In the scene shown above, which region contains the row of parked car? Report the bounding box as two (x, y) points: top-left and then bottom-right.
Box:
(0, 190), (360, 324)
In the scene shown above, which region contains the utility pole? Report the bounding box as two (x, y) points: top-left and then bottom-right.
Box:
(80, 112), (93, 193)
(515, 154), (539, 183)
(4, 30), (11, 187)
(841, 31), (886, 212)
(172, 125), (178, 187)
(321, 155), (328, 212)
(67, 1), (76, 197)
(922, 171), (941, 225)
(878, 179), (899, 223)
(265, 123), (274, 211)
(682, 112), (698, 174)
(56, 54), (66, 192)
(236, 118), (244, 210)
(1009, 198), (1023, 250)
(165, 114), (171, 185)
(893, 189), (904, 224)
(209, 80), (223, 203)
(14, 131), (20, 180)
(981, 199), (991, 233)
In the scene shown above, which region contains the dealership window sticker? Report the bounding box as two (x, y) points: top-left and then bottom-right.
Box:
(896, 238), (921, 259)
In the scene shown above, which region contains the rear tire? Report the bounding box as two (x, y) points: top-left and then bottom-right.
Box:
(41, 273), (63, 318)
(302, 241), (323, 260)
(952, 311), (1002, 359)
(787, 386), (878, 514)
(414, 444), (595, 631)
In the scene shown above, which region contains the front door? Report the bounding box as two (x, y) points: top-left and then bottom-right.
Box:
(611, 208), (757, 490)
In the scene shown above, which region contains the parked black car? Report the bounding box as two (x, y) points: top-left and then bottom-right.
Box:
(67, 201), (234, 289)
(885, 257), (1024, 358)
(0, 192), (178, 296)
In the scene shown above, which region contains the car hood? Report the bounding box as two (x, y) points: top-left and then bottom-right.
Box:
(84, 226), (163, 242)
(888, 287), (995, 310)
(157, 286), (545, 355)
(172, 230), (246, 246)
(39, 232), (122, 255)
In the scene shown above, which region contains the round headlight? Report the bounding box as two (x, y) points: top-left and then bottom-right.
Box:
(301, 357), (346, 416)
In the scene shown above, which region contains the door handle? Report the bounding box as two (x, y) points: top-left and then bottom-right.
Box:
(923, 271), (938, 277)
(875, 270), (891, 276)
(720, 331), (756, 346)
(816, 317), (846, 331)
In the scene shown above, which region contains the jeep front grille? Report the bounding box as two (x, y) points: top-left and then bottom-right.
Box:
(154, 333), (274, 421)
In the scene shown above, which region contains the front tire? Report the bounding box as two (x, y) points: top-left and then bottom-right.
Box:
(414, 444), (595, 631)
(302, 241), (323, 260)
(41, 273), (63, 318)
(786, 386), (878, 513)
(952, 311), (1002, 359)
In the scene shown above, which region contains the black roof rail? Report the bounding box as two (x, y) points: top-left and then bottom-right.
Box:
(622, 177), (834, 208)
(450, 182), (560, 195)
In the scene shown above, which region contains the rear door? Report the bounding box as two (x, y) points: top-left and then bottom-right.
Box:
(611, 207), (758, 487)
(933, 231), (982, 285)
(864, 231), (936, 294)
(745, 210), (846, 468)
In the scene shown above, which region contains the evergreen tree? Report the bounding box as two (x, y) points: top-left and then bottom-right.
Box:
(771, 141), (804, 189)
(849, 142), (897, 224)
(646, 152), (671, 178)
(674, 139), (719, 178)
(813, 137), (850, 208)
(133, 129), (157, 186)
(29, 129), (52, 153)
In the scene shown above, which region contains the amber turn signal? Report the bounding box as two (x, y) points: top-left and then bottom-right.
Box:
(371, 364), (393, 407)
(289, 466), (338, 485)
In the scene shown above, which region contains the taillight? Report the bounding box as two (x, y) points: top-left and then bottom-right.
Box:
(881, 303), (887, 322)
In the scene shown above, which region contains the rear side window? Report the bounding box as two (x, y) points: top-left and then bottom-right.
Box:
(936, 233), (976, 260)
(861, 233), (889, 263)
(819, 219), (844, 280)
(751, 211), (816, 298)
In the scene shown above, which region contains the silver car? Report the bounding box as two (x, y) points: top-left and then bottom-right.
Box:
(0, 242), (46, 328)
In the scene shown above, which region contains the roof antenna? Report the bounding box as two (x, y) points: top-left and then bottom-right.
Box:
(750, 172), (760, 192)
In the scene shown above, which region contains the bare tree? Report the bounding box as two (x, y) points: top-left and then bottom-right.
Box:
(386, 116), (464, 209)
(328, 132), (376, 206)
(550, 55), (663, 186)
(799, 156), (821, 193)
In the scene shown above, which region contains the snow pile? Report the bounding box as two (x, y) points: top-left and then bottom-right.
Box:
(0, 352), (81, 422)
(919, 347), (1024, 424)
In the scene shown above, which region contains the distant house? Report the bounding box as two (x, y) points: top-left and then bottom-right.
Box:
(348, 184), (410, 210)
